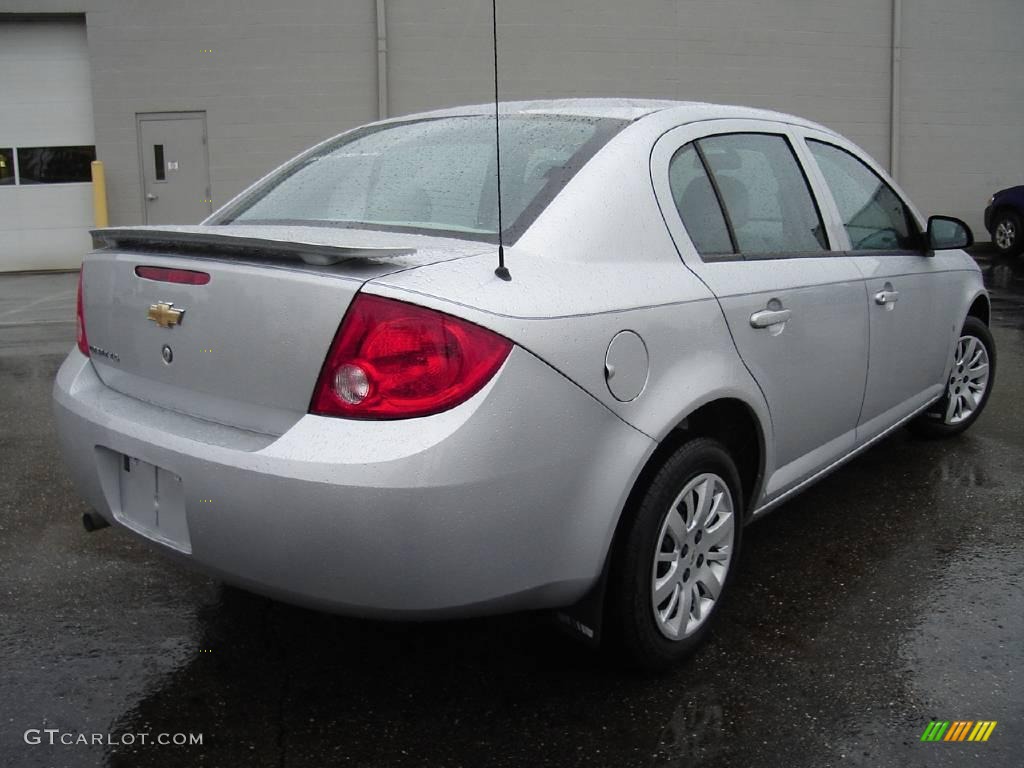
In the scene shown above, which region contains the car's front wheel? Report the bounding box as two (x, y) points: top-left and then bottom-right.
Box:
(607, 438), (742, 670)
(992, 209), (1022, 256)
(910, 316), (995, 438)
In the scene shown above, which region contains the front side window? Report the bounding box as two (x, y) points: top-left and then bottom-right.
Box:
(219, 115), (625, 243)
(807, 140), (919, 251)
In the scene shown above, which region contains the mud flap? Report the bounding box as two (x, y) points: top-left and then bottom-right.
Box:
(552, 553), (611, 648)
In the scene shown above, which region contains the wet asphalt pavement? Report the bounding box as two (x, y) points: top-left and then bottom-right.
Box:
(1, 257), (1022, 768)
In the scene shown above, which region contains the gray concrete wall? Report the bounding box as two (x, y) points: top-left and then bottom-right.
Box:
(900, 0), (1024, 235)
(388, 0), (894, 164)
(387, 0), (1023, 236)
(2, 0), (1021, 238)
(3, 0), (379, 229)
(84, 0), (378, 228)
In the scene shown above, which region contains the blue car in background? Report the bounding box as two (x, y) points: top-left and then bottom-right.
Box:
(985, 186), (1024, 255)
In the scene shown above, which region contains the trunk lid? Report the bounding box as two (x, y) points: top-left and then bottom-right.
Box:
(81, 225), (484, 435)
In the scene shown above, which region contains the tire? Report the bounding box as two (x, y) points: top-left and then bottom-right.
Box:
(909, 316), (995, 438)
(992, 209), (1022, 256)
(606, 438), (743, 670)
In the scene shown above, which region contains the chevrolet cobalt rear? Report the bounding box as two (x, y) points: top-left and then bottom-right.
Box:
(54, 100), (994, 668)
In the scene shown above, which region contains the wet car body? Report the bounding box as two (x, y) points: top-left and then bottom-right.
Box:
(53, 99), (993, 666)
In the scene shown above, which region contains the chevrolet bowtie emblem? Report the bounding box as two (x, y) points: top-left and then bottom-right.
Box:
(147, 301), (185, 328)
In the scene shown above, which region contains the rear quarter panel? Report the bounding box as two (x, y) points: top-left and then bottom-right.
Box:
(369, 118), (776, 507)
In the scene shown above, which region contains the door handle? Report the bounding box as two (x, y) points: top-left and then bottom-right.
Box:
(874, 289), (900, 305)
(749, 308), (792, 328)
(146, 192), (159, 201)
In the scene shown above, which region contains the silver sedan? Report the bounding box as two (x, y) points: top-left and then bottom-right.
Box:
(54, 99), (995, 668)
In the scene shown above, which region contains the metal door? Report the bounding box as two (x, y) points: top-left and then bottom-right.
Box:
(850, 256), (958, 441)
(137, 112), (211, 225)
(697, 262), (869, 497)
(796, 129), (957, 443)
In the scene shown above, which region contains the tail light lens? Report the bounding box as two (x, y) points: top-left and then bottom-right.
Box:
(76, 267), (89, 357)
(310, 294), (512, 419)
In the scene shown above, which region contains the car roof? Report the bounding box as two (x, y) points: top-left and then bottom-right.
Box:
(384, 97), (834, 133)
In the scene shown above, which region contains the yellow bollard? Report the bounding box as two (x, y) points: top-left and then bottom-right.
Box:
(90, 160), (109, 228)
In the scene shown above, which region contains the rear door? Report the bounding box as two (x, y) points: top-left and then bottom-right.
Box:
(652, 121), (869, 500)
(797, 131), (957, 442)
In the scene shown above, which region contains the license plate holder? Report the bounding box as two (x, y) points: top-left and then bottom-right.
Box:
(116, 455), (191, 554)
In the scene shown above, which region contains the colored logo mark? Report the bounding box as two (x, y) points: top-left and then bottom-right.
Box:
(920, 720), (997, 742)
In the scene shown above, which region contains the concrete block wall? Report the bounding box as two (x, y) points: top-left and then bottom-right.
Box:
(2, 0), (379, 229)
(388, 0), (894, 165)
(387, 0), (1023, 235)
(1, 0), (1021, 237)
(84, 0), (379, 227)
(900, 0), (1024, 235)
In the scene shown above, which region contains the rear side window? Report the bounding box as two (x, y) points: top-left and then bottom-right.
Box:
(668, 144), (733, 255)
(669, 133), (828, 258)
(699, 134), (828, 255)
(807, 140), (919, 251)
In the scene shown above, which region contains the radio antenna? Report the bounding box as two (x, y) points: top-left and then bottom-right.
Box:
(491, 0), (511, 281)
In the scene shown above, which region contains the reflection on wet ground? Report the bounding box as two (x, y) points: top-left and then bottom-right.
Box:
(982, 251), (1024, 329)
(1, 264), (1022, 767)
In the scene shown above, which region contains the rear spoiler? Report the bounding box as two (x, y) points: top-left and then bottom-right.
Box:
(90, 228), (416, 267)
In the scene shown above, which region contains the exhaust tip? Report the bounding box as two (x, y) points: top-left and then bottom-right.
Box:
(82, 512), (110, 532)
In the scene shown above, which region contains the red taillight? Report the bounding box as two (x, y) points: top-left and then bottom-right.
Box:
(76, 267), (89, 357)
(135, 266), (211, 285)
(310, 294), (513, 420)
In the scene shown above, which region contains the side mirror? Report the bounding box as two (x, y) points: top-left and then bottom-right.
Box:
(927, 215), (973, 251)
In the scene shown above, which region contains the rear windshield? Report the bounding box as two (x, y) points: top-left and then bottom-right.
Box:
(216, 114), (625, 243)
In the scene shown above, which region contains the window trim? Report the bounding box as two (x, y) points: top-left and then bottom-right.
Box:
(666, 142), (735, 259)
(804, 137), (924, 257)
(670, 131), (833, 262)
(691, 140), (739, 254)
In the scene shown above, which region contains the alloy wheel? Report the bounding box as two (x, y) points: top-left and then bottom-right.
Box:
(944, 334), (991, 425)
(651, 472), (735, 640)
(994, 218), (1016, 251)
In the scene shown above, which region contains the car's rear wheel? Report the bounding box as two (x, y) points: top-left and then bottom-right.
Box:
(992, 209), (1022, 256)
(607, 438), (742, 670)
(909, 316), (995, 438)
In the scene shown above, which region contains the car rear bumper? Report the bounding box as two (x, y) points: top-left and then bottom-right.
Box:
(53, 347), (653, 618)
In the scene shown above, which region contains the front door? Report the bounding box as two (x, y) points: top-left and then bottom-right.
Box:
(652, 124), (870, 500)
(137, 112), (211, 225)
(801, 135), (955, 442)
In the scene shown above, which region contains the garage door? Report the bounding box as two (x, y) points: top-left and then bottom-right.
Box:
(0, 17), (95, 272)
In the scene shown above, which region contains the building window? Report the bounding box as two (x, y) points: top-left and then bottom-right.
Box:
(0, 149), (14, 185)
(16, 146), (96, 184)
